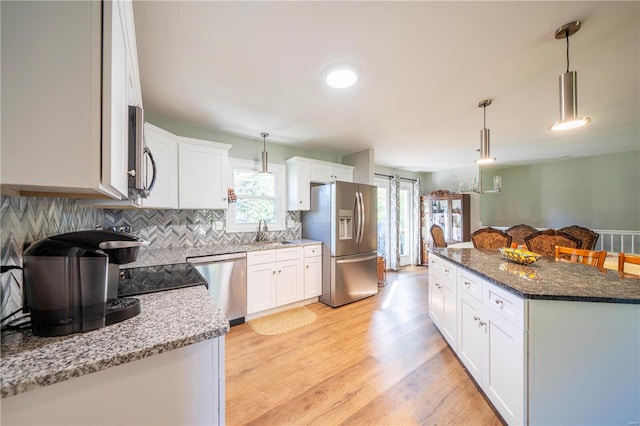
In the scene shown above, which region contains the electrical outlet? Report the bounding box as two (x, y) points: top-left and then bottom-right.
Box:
(287, 219), (295, 229)
(214, 221), (224, 231)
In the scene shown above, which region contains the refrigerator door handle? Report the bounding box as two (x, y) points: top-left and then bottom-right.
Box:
(336, 254), (378, 264)
(354, 193), (361, 243)
(358, 191), (365, 243)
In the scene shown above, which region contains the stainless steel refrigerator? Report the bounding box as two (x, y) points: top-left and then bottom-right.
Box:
(302, 181), (378, 307)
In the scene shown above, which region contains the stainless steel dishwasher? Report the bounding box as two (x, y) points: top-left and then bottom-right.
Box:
(188, 252), (247, 326)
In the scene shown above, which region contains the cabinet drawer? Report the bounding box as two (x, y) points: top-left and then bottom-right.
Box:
(458, 270), (483, 302)
(304, 244), (322, 258)
(440, 259), (456, 287)
(484, 281), (524, 329)
(277, 246), (303, 262)
(247, 249), (277, 265)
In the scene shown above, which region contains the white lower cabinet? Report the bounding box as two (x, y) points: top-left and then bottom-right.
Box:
(428, 256), (457, 349)
(246, 247), (304, 315)
(303, 245), (322, 299)
(455, 268), (525, 425)
(1, 337), (225, 426)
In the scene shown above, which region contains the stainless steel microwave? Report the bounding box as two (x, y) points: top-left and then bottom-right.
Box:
(128, 105), (156, 199)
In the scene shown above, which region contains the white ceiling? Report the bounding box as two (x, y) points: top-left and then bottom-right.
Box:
(132, 1), (639, 172)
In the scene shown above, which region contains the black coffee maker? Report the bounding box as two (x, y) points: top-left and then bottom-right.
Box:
(22, 230), (148, 337)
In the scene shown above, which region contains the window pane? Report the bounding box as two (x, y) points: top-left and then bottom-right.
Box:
(235, 170), (274, 196)
(235, 199), (276, 224)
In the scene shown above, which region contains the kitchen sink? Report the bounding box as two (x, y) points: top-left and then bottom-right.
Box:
(246, 240), (293, 247)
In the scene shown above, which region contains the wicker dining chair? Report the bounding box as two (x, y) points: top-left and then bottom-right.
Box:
(430, 224), (447, 248)
(505, 224), (538, 246)
(558, 225), (600, 250)
(618, 252), (640, 278)
(525, 229), (582, 257)
(470, 227), (512, 250)
(554, 246), (607, 270)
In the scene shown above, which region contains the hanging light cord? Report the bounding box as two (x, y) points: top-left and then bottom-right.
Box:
(565, 30), (570, 72)
(263, 134), (266, 151)
(483, 104), (487, 129)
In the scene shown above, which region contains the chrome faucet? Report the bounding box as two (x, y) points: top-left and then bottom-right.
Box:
(257, 219), (268, 242)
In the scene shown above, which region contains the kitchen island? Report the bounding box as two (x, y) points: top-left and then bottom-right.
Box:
(429, 248), (640, 425)
(1, 285), (228, 425)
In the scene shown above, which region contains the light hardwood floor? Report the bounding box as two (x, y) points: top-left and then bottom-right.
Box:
(226, 266), (503, 425)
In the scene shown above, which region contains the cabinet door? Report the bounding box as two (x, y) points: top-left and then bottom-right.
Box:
(287, 159), (311, 211)
(102, 0), (129, 198)
(276, 259), (304, 306)
(141, 124), (178, 208)
(441, 279), (457, 350)
(304, 256), (322, 299)
(457, 292), (484, 384)
(310, 163), (334, 183)
(247, 263), (277, 314)
(428, 271), (444, 326)
(332, 166), (353, 182)
(483, 311), (525, 425)
(178, 142), (228, 209)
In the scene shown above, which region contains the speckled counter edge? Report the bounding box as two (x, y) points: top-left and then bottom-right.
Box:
(1, 286), (229, 398)
(431, 248), (640, 304)
(126, 239), (322, 268)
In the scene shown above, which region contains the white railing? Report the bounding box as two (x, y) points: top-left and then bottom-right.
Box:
(490, 226), (640, 254)
(592, 230), (640, 255)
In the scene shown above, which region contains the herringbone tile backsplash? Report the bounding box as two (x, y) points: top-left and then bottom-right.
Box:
(1, 194), (301, 315)
(0, 195), (105, 315)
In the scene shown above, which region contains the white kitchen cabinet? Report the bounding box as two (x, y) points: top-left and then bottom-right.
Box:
(285, 157), (354, 211)
(1, 0), (141, 199)
(246, 247), (304, 315)
(303, 245), (322, 299)
(286, 158), (312, 210)
(139, 123), (179, 208)
(1, 337), (225, 426)
(309, 162), (353, 183)
(455, 270), (525, 425)
(178, 137), (231, 209)
(247, 262), (278, 314)
(428, 256), (457, 349)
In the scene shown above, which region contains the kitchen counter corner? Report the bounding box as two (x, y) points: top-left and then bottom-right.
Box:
(1, 285), (228, 399)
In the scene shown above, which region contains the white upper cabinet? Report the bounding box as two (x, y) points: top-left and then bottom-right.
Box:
(286, 157), (354, 211)
(1, 1), (141, 199)
(178, 137), (231, 210)
(139, 124), (179, 209)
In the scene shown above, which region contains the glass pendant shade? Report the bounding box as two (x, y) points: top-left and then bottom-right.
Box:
(475, 99), (496, 164)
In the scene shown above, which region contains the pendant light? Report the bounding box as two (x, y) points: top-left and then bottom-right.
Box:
(550, 21), (591, 131)
(260, 132), (270, 174)
(475, 99), (496, 164)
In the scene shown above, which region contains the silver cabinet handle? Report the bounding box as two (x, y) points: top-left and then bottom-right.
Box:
(494, 299), (504, 306)
(464, 281), (471, 288)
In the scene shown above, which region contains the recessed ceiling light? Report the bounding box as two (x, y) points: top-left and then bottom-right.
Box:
(325, 67), (358, 88)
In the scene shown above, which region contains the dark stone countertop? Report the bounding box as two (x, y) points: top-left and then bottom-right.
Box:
(0, 286), (229, 398)
(431, 248), (640, 304)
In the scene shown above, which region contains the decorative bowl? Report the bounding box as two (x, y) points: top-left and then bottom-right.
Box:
(499, 247), (541, 265)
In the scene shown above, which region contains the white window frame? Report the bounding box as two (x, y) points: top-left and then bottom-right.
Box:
(225, 158), (286, 233)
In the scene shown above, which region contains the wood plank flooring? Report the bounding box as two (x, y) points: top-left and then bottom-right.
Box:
(225, 266), (503, 425)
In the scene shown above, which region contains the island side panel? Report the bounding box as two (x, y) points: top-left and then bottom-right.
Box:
(528, 300), (640, 425)
(1, 337), (223, 426)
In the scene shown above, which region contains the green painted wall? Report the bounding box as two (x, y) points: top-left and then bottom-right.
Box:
(146, 115), (341, 164)
(480, 151), (640, 230)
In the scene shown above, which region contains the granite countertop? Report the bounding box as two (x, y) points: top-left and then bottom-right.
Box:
(0, 285), (229, 399)
(127, 239), (322, 268)
(431, 248), (640, 304)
